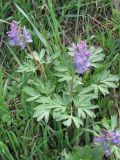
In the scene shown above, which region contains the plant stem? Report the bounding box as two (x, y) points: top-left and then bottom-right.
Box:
(20, 31), (47, 81)
(25, 42), (47, 81)
(70, 74), (74, 98)
(0, 69), (3, 106)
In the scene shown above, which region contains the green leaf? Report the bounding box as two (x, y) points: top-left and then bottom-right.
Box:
(26, 95), (40, 101)
(72, 116), (83, 128)
(33, 94), (67, 123)
(98, 85), (109, 95)
(79, 86), (94, 95)
(89, 46), (105, 68)
(55, 73), (72, 82)
(83, 109), (96, 118)
(24, 87), (37, 96)
(28, 49), (46, 64)
(0, 141), (14, 160)
(54, 65), (68, 72)
(18, 61), (36, 73)
(111, 115), (117, 130)
(91, 71), (119, 95)
(63, 118), (72, 127)
(33, 107), (50, 123)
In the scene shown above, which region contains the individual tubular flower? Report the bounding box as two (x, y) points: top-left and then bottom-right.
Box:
(69, 41), (91, 74)
(94, 129), (120, 157)
(7, 20), (32, 49)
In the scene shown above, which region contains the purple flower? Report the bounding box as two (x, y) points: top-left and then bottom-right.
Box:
(108, 130), (120, 145)
(7, 20), (32, 49)
(70, 41), (91, 74)
(94, 129), (120, 157)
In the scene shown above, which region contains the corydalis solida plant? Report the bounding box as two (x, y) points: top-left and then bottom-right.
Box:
(7, 20), (32, 49)
(8, 21), (119, 129)
(28, 39), (119, 128)
(69, 41), (91, 74)
(7, 20), (47, 81)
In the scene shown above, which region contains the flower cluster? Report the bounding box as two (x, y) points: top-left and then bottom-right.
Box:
(69, 41), (91, 74)
(7, 20), (32, 49)
(94, 129), (120, 157)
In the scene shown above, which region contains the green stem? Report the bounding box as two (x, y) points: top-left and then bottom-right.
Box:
(69, 74), (74, 114)
(25, 42), (47, 81)
(21, 33), (47, 81)
(70, 74), (74, 98)
(0, 69), (3, 106)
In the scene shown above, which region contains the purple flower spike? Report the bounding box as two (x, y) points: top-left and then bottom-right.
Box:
(7, 20), (32, 49)
(70, 41), (91, 74)
(94, 129), (120, 157)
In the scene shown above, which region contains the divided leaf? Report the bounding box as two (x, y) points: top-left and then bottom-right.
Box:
(89, 46), (105, 68)
(91, 71), (119, 95)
